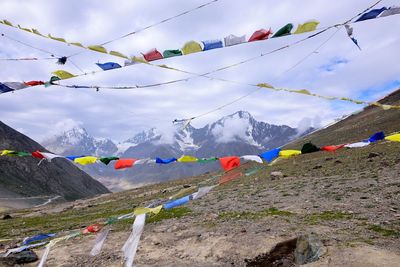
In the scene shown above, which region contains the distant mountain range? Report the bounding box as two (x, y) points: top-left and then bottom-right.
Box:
(42, 111), (313, 191)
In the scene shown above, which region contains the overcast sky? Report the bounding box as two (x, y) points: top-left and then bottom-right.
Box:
(0, 0), (399, 142)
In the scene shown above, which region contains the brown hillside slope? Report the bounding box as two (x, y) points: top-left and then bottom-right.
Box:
(286, 88), (400, 149)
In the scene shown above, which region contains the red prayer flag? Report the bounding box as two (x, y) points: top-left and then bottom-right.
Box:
(24, 81), (45, 86)
(248, 28), (273, 42)
(142, 49), (163, 61)
(219, 168), (243, 185)
(321, 144), (345, 152)
(85, 223), (104, 233)
(31, 150), (45, 159)
(114, 158), (136, 169)
(219, 156), (241, 171)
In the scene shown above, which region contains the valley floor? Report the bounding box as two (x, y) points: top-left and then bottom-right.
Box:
(1, 141), (399, 266)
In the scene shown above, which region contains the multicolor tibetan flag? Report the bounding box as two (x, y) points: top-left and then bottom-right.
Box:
(163, 195), (191, 209)
(259, 148), (281, 163)
(96, 62), (122, 71)
(181, 41), (202, 55)
(385, 133), (400, 142)
(114, 159), (136, 169)
(142, 48), (163, 61)
(219, 156), (240, 171)
(248, 28), (273, 42)
(74, 156), (98, 165)
(177, 155), (198, 163)
(321, 144), (345, 152)
(99, 157), (119, 165)
(279, 150), (301, 159)
(294, 20), (319, 34)
(52, 70), (75, 80)
(202, 39), (223, 51)
(355, 7), (387, 22)
(272, 23), (293, 38)
(163, 49), (182, 58)
(301, 142), (320, 154)
(155, 157), (177, 164)
(240, 155), (263, 163)
(224, 34), (246, 47)
(368, 131), (385, 142)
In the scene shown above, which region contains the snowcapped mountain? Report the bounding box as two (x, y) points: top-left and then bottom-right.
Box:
(42, 111), (311, 190)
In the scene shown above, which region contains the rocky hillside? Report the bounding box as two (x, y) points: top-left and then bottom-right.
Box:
(0, 121), (110, 205)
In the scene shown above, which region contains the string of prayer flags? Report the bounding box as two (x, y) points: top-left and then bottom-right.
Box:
(74, 156), (98, 165)
(279, 150), (302, 159)
(198, 157), (218, 163)
(248, 28), (273, 42)
(345, 24), (361, 50)
(259, 148), (281, 162)
(122, 213), (145, 267)
(52, 70), (75, 80)
(355, 7), (387, 22)
(219, 156), (241, 171)
(181, 41), (203, 55)
(202, 39), (223, 51)
(163, 49), (183, 58)
(219, 168), (243, 185)
(294, 20), (319, 34)
(133, 205), (163, 216)
(96, 62), (122, 71)
(368, 131), (385, 142)
(272, 23), (294, 38)
(114, 158), (136, 169)
(155, 157), (177, 164)
(22, 233), (56, 246)
(385, 133), (400, 142)
(177, 155), (198, 162)
(301, 142), (320, 154)
(224, 34), (246, 47)
(321, 144), (345, 152)
(99, 156), (120, 165)
(379, 6), (400, 17)
(240, 155), (263, 163)
(163, 195), (191, 209)
(142, 48), (163, 61)
(90, 227), (111, 256)
(344, 141), (370, 148)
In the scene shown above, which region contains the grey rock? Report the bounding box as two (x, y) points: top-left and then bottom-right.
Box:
(0, 250), (38, 266)
(271, 171), (284, 179)
(294, 234), (326, 265)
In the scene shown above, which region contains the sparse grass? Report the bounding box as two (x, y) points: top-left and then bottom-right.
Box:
(218, 207), (293, 221)
(367, 225), (400, 238)
(305, 210), (353, 225)
(146, 207), (192, 224)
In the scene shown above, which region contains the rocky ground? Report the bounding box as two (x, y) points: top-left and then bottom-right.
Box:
(1, 140), (400, 266)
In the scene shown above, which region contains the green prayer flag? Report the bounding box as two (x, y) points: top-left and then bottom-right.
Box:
(272, 23), (294, 38)
(163, 49), (183, 58)
(17, 152), (31, 157)
(99, 156), (119, 165)
(198, 157), (218, 163)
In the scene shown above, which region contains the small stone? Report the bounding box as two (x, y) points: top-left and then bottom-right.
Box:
(2, 214), (12, 220)
(312, 165), (322, 169)
(0, 250), (38, 265)
(271, 171), (283, 180)
(241, 229), (247, 233)
(334, 160), (342, 164)
(368, 152), (380, 158)
(294, 234), (326, 265)
(183, 184), (191, 188)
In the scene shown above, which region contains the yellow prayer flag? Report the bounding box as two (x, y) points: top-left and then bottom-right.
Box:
(2, 20), (13, 26)
(74, 156), (98, 165)
(52, 70), (75, 80)
(109, 50), (128, 59)
(294, 20), (319, 34)
(88, 45), (107, 54)
(1, 150), (15, 156)
(70, 42), (84, 48)
(279, 150), (302, 159)
(177, 155), (198, 162)
(292, 89), (311, 95)
(385, 133), (400, 142)
(131, 56), (148, 64)
(48, 34), (67, 43)
(256, 83), (275, 89)
(18, 25), (32, 32)
(31, 29), (43, 36)
(181, 41), (202, 55)
(134, 205), (163, 216)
